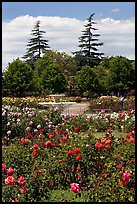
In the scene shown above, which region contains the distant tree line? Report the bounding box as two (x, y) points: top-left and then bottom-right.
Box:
(2, 14), (135, 98)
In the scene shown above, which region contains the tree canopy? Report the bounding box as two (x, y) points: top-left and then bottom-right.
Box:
(22, 21), (50, 69)
(73, 13), (104, 68)
(3, 58), (34, 96)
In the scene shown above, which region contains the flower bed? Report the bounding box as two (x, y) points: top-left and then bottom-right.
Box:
(2, 97), (135, 202)
(89, 96), (135, 112)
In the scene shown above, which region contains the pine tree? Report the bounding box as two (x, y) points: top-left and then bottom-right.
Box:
(73, 13), (104, 67)
(22, 21), (50, 69)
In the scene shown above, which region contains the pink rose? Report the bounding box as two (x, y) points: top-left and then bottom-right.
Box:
(122, 171), (130, 183)
(17, 176), (25, 184)
(70, 183), (80, 193)
(2, 164), (6, 171)
(5, 176), (14, 185)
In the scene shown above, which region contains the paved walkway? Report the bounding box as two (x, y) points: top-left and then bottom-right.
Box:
(62, 102), (90, 115)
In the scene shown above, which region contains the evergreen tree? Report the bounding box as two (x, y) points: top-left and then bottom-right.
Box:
(73, 13), (104, 67)
(22, 21), (50, 69)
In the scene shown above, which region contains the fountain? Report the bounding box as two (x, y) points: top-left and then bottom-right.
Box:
(38, 94), (76, 111)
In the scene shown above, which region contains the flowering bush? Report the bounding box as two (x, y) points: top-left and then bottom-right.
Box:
(2, 97), (135, 202)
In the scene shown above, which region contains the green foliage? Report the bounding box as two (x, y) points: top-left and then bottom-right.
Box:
(95, 56), (135, 95)
(44, 50), (78, 76)
(3, 59), (34, 96)
(34, 57), (67, 94)
(74, 65), (100, 97)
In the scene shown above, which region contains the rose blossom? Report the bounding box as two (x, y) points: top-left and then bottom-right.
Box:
(122, 171), (131, 183)
(21, 138), (26, 144)
(73, 148), (81, 154)
(11, 200), (19, 202)
(34, 129), (38, 133)
(17, 176), (25, 184)
(32, 150), (38, 157)
(67, 150), (74, 157)
(5, 176), (14, 185)
(6, 168), (14, 176)
(105, 144), (111, 149)
(2, 164), (6, 171)
(101, 137), (106, 143)
(37, 124), (41, 129)
(32, 144), (39, 150)
(128, 137), (135, 143)
(7, 130), (11, 135)
(101, 173), (107, 178)
(76, 155), (82, 161)
(70, 183), (80, 193)
(26, 126), (31, 131)
(21, 185), (27, 194)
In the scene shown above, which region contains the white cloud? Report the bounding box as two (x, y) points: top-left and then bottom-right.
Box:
(111, 8), (120, 12)
(2, 15), (135, 71)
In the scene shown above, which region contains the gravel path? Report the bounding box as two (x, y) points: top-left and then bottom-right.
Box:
(62, 103), (90, 115)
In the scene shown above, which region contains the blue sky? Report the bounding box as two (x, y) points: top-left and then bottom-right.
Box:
(2, 2), (135, 21)
(2, 2), (135, 71)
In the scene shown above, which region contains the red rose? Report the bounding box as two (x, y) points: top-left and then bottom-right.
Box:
(49, 133), (54, 139)
(117, 157), (123, 161)
(74, 126), (80, 132)
(98, 143), (104, 150)
(73, 148), (81, 154)
(32, 144), (39, 150)
(21, 137), (26, 144)
(126, 132), (132, 138)
(132, 126), (135, 130)
(105, 139), (111, 145)
(39, 128), (44, 134)
(77, 165), (81, 171)
(118, 164), (122, 169)
(62, 130), (68, 135)
(43, 140), (52, 147)
(67, 150), (74, 156)
(32, 150), (38, 157)
(123, 138), (127, 142)
(76, 155), (82, 161)
(5, 176), (14, 185)
(101, 137), (106, 143)
(11, 200), (19, 202)
(101, 173), (107, 178)
(57, 129), (61, 134)
(77, 174), (81, 179)
(50, 143), (56, 148)
(26, 134), (33, 139)
(128, 137), (135, 143)
(105, 144), (111, 149)
(6, 168), (14, 176)
(21, 185), (27, 194)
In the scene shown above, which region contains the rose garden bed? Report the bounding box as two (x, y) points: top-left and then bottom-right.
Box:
(2, 97), (135, 202)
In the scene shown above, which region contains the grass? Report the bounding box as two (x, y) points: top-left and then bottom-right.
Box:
(48, 190), (90, 202)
